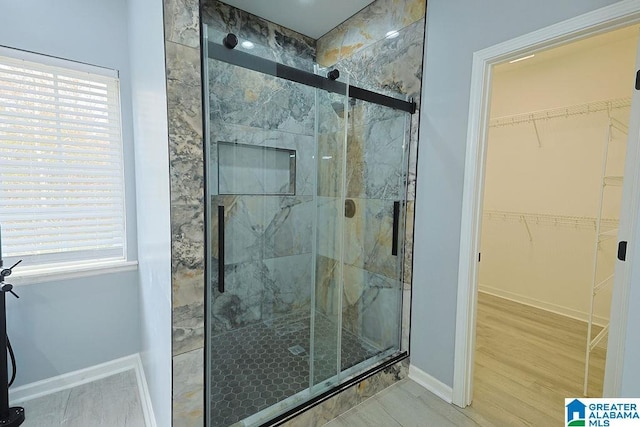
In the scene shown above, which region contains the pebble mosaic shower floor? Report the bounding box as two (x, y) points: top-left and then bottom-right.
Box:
(209, 311), (379, 427)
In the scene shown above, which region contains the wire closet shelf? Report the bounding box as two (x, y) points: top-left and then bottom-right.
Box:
(483, 210), (619, 231)
(485, 95), (630, 397)
(488, 97), (631, 128)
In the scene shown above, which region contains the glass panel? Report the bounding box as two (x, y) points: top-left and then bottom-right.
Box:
(311, 86), (348, 390)
(340, 97), (410, 374)
(206, 50), (318, 427)
(204, 31), (350, 425)
(204, 23), (410, 427)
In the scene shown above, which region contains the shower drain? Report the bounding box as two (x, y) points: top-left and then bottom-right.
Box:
(288, 345), (306, 356)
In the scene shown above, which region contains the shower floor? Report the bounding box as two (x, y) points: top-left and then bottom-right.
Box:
(209, 311), (380, 427)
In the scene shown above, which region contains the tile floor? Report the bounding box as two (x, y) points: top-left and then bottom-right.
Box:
(16, 370), (466, 427)
(210, 311), (380, 427)
(16, 369), (145, 427)
(324, 379), (494, 427)
(12, 294), (600, 427)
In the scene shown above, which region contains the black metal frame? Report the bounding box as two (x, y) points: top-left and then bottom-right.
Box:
(208, 43), (417, 114)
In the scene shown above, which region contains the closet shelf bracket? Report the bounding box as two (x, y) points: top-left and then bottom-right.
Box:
(593, 274), (614, 295)
(603, 176), (623, 187)
(532, 119), (542, 148)
(611, 117), (629, 135)
(589, 324), (609, 352)
(598, 228), (618, 242)
(521, 215), (533, 242)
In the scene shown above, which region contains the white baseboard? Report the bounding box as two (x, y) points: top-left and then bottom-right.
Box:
(408, 364), (453, 403)
(479, 285), (609, 327)
(10, 353), (156, 427)
(133, 354), (158, 427)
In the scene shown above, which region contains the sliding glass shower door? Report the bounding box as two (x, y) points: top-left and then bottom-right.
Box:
(206, 56), (342, 426)
(338, 99), (409, 373)
(204, 25), (411, 427)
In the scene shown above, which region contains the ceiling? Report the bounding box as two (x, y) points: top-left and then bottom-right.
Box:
(496, 24), (640, 73)
(220, 0), (375, 39)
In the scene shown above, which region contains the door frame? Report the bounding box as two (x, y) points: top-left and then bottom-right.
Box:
(453, 0), (640, 407)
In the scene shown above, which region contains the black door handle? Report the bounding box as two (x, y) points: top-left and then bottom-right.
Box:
(218, 205), (225, 293)
(618, 241), (628, 261)
(392, 201), (400, 256)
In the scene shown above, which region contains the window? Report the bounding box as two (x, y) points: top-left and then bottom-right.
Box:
(0, 47), (127, 274)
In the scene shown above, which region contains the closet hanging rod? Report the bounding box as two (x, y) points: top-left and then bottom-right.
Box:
(489, 97), (631, 128)
(483, 210), (618, 229)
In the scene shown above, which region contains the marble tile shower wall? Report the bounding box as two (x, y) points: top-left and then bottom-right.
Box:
(163, 0), (205, 423)
(201, 0), (316, 71)
(316, 0), (426, 354)
(315, 111), (408, 351)
(204, 5), (320, 335)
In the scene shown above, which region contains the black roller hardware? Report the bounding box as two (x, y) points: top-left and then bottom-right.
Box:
(392, 201), (400, 256)
(636, 70), (640, 90)
(327, 69), (340, 80)
(223, 33), (238, 49)
(218, 205), (225, 293)
(208, 43), (417, 113)
(618, 241), (628, 261)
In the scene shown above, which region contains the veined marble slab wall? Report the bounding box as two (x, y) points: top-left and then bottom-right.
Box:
(201, 1), (316, 71)
(316, 0), (425, 354)
(164, 0), (206, 423)
(316, 0), (425, 68)
(315, 105), (409, 352)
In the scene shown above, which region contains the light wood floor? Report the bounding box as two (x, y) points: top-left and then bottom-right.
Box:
(17, 370), (145, 427)
(325, 293), (606, 427)
(471, 292), (606, 426)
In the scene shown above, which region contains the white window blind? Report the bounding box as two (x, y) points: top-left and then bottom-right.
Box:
(0, 49), (126, 269)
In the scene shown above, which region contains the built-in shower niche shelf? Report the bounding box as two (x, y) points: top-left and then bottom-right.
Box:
(218, 141), (296, 195)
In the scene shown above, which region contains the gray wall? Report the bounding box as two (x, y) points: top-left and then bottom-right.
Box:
(0, 0), (141, 386)
(412, 0), (623, 387)
(6, 274), (140, 386)
(621, 201), (640, 396)
(127, 0), (172, 424)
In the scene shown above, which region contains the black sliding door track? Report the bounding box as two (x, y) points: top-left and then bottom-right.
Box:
(208, 43), (417, 114)
(265, 352), (408, 426)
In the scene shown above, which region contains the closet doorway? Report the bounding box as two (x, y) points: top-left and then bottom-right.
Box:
(471, 25), (639, 425)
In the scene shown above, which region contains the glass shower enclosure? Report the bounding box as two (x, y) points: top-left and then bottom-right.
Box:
(203, 25), (414, 427)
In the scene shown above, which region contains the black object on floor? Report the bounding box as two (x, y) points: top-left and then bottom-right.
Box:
(0, 235), (24, 427)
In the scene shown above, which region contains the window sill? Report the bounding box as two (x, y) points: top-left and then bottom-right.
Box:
(9, 259), (139, 286)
